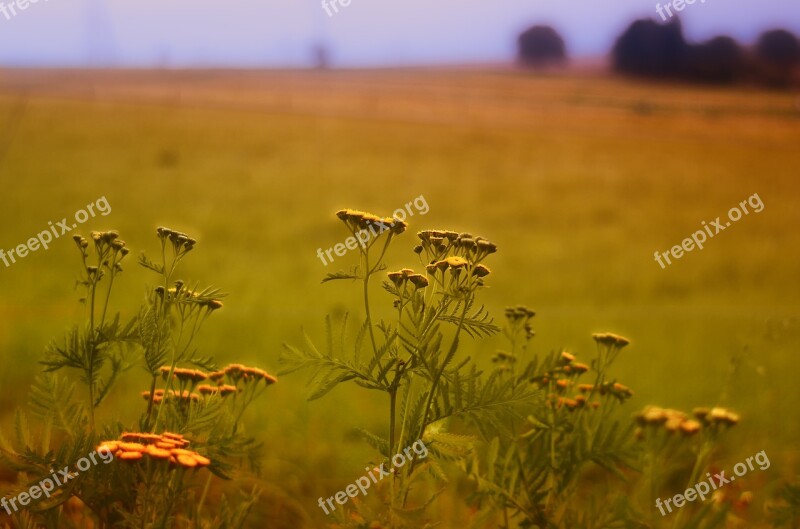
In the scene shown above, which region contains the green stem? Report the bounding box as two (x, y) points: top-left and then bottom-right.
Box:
(671, 438), (713, 529)
(403, 301), (469, 506)
(196, 472), (214, 526)
(363, 253), (379, 357)
(88, 277), (97, 430)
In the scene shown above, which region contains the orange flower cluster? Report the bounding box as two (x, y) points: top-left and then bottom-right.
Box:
(693, 407), (740, 427)
(141, 389), (201, 404)
(550, 394), (601, 411)
(591, 332), (631, 347)
(336, 209), (408, 236)
(159, 366), (209, 383)
(210, 363), (278, 385)
(635, 405), (738, 438)
(387, 268), (429, 290)
(145, 364), (277, 404)
(197, 384), (238, 396)
(97, 432), (211, 469)
(532, 351), (635, 412)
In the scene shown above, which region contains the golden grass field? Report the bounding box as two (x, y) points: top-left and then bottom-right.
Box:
(0, 68), (798, 527)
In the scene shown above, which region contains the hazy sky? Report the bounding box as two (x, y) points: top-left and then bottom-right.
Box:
(0, 0), (798, 67)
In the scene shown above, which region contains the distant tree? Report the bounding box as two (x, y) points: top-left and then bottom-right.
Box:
(754, 29), (800, 86)
(684, 36), (745, 84)
(518, 25), (567, 67)
(612, 18), (687, 77)
(312, 43), (330, 69)
(756, 29), (800, 67)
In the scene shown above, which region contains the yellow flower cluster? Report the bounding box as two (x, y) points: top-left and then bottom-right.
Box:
(141, 389), (201, 404)
(336, 209), (408, 236)
(144, 364), (277, 405)
(591, 332), (631, 347)
(387, 268), (429, 290)
(532, 349), (635, 412)
(212, 363), (278, 385)
(97, 432), (211, 469)
(415, 230), (497, 263)
(635, 405), (738, 438)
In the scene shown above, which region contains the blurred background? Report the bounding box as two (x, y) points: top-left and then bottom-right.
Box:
(1, 0), (799, 527)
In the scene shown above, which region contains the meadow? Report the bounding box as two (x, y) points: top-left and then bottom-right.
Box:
(0, 67), (798, 527)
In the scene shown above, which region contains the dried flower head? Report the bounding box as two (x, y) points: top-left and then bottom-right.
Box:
(706, 407), (740, 426)
(592, 332), (631, 348)
(409, 274), (429, 289)
(572, 362), (590, 373)
(636, 406), (669, 426)
(680, 420), (702, 436)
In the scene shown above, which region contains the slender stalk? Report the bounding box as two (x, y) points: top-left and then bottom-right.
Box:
(671, 438), (713, 529)
(196, 473), (214, 527)
(99, 261), (117, 328)
(88, 275), (98, 430)
(362, 252), (379, 356)
(145, 374), (158, 428)
(403, 301), (469, 506)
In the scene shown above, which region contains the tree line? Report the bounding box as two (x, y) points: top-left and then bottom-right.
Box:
(518, 20), (800, 87)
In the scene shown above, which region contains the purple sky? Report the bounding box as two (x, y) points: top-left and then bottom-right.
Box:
(0, 0), (797, 67)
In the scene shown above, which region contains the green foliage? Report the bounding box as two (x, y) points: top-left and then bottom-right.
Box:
(769, 481), (800, 527)
(0, 227), (277, 529)
(280, 214), (540, 528)
(280, 209), (772, 529)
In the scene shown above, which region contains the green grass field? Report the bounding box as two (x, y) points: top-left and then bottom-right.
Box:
(0, 68), (798, 526)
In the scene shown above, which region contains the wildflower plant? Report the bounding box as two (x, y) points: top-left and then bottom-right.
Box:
(280, 210), (540, 528)
(0, 227), (277, 529)
(282, 208), (758, 529)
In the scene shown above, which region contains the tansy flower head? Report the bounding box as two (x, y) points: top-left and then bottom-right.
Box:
(176, 454), (197, 468)
(219, 384), (240, 395)
(680, 420), (702, 436)
(572, 362), (590, 373)
(146, 446), (172, 459)
(444, 256), (468, 269)
(118, 442), (147, 453)
(505, 306), (535, 322)
(472, 264), (491, 277)
(198, 384), (218, 395)
(173, 368), (208, 383)
(612, 383), (633, 398)
(706, 407), (740, 426)
(592, 332), (630, 348)
(408, 274), (429, 289)
(97, 441), (119, 454)
(208, 370), (225, 381)
(636, 406), (668, 426)
(389, 218), (407, 235)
